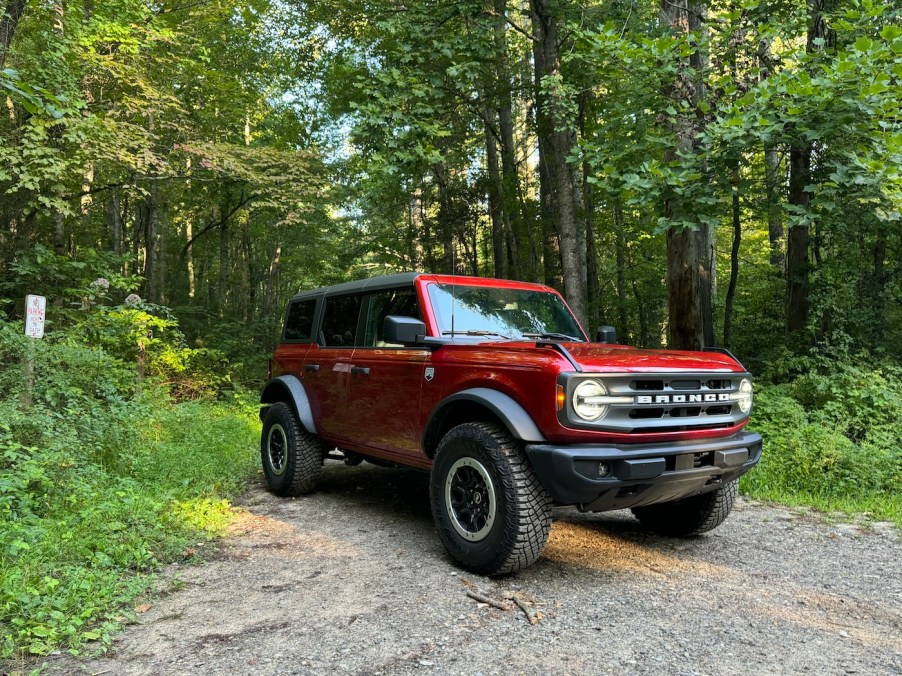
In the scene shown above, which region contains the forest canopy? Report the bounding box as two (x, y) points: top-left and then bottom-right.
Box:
(1, 0), (900, 367)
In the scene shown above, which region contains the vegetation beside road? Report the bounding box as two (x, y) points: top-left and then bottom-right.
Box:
(0, 315), (259, 661)
(747, 359), (902, 525)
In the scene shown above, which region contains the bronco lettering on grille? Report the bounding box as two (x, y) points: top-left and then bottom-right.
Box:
(635, 393), (731, 405)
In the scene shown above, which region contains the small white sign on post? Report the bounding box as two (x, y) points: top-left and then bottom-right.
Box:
(25, 294), (46, 338)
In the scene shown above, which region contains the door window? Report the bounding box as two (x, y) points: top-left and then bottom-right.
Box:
(363, 287), (421, 347)
(321, 295), (363, 347)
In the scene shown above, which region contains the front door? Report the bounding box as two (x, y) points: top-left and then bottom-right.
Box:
(346, 286), (428, 461)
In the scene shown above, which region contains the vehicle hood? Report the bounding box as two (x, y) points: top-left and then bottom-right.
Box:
(475, 341), (746, 373)
(562, 344), (744, 373)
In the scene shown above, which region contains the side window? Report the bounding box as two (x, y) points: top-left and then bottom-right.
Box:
(321, 295), (363, 347)
(363, 287), (421, 347)
(283, 299), (316, 342)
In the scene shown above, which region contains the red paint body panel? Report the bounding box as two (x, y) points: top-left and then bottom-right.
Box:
(270, 273), (753, 463)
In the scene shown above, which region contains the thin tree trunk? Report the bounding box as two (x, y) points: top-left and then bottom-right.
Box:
(493, 0), (526, 280)
(483, 108), (507, 278)
(764, 147), (784, 268)
(185, 217), (196, 299)
(614, 199), (629, 335)
(239, 219), (250, 322)
(144, 179), (158, 302)
(218, 195), (230, 315)
(723, 164), (742, 347)
(263, 241), (281, 317)
(107, 191), (122, 255)
(51, 203), (65, 256)
(870, 226), (888, 346)
(433, 163), (455, 274)
(786, 146), (811, 334)
(157, 202), (167, 304)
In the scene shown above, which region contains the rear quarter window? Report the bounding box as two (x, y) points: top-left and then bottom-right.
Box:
(283, 299), (317, 342)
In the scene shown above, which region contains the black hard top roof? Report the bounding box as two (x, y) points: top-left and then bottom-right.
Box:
(289, 272), (421, 301)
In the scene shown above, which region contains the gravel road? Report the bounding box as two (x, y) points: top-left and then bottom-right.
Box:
(43, 462), (901, 675)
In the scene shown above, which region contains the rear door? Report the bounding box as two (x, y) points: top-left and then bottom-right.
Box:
(302, 293), (363, 442)
(345, 286), (429, 460)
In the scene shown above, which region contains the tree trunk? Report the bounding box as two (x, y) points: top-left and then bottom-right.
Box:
(723, 164), (742, 347)
(433, 163), (455, 274)
(764, 147), (784, 268)
(263, 241), (281, 317)
(583, 162), (599, 329)
(0, 0), (27, 69)
(531, 0), (588, 325)
(493, 0), (526, 280)
(157, 202), (167, 304)
(185, 217), (196, 299)
(144, 178), (158, 302)
(239, 219), (251, 322)
(107, 190), (122, 255)
(51, 203), (65, 256)
(614, 199), (629, 335)
(786, 0), (834, 334)
(218, 196), (230, 315)
(661, 0), (713, 350)
(786, 146), (811, 334)
(483, 108), (507, 278)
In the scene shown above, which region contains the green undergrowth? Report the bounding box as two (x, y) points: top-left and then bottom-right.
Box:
(0, 322), (260, 660)
(742, 359), (902, 526)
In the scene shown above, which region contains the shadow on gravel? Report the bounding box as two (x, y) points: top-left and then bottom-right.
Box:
(257, 461), (725, 581)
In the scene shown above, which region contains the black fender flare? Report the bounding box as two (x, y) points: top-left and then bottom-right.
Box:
(260, 375), (317, 435)
(423, 387), (545, 452)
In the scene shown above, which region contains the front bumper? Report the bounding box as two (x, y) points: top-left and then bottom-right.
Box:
(526, 431), (762, 511)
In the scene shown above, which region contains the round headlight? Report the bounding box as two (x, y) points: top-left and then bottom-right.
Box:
(573, 379), (609, 421)
(734, 378), (753, 413)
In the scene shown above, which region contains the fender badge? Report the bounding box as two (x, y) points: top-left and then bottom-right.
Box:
(424, 367), (435, 382)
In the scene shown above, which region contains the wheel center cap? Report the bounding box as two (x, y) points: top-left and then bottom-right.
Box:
(472, 492), (483, 505)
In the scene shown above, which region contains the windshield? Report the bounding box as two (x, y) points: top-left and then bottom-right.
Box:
(427, 283), (585, 341)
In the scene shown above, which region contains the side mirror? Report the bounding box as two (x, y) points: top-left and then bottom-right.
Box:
(596, 326), (617, 344)
(384, 315), (427, 345)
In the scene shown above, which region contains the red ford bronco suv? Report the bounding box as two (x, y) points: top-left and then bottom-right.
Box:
(260, 273), (761, 575)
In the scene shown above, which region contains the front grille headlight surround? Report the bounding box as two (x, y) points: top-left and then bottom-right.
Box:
(571, 378), (634, 422)
(732, 378), (753, 414)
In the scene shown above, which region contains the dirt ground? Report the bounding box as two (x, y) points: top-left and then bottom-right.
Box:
(40, 462), (901, 675)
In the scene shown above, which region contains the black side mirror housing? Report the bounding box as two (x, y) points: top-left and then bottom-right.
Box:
(384, 315), (427, 346)
(596, 326), (617, 344)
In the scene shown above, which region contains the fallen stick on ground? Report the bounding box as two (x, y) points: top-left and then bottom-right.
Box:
(466, 590), (513, 611)
(503, 592), (543, 625)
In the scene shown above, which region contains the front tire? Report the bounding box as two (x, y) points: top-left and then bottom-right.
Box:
(430, 422), (552, 576)
(631, 480), (738, 536)
(261, 402), (322, 496)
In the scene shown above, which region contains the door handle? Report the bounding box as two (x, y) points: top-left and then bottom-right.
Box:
(304, 363), (320, 372)
(350, 366), (370, 375)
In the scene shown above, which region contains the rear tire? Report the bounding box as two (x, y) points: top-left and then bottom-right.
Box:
(631, 480), (738, 536)
(430, 422), (552, 576)
(261, 402), (322, 496)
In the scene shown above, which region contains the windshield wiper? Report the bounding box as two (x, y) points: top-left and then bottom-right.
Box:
(521, 332), (584, 342)
(442, 330), (513, 340)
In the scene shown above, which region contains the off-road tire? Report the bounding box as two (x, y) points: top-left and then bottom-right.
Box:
(631, 480), (738, 536)
(260, 402), (322, 497)
(430, 422), (552, 576)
